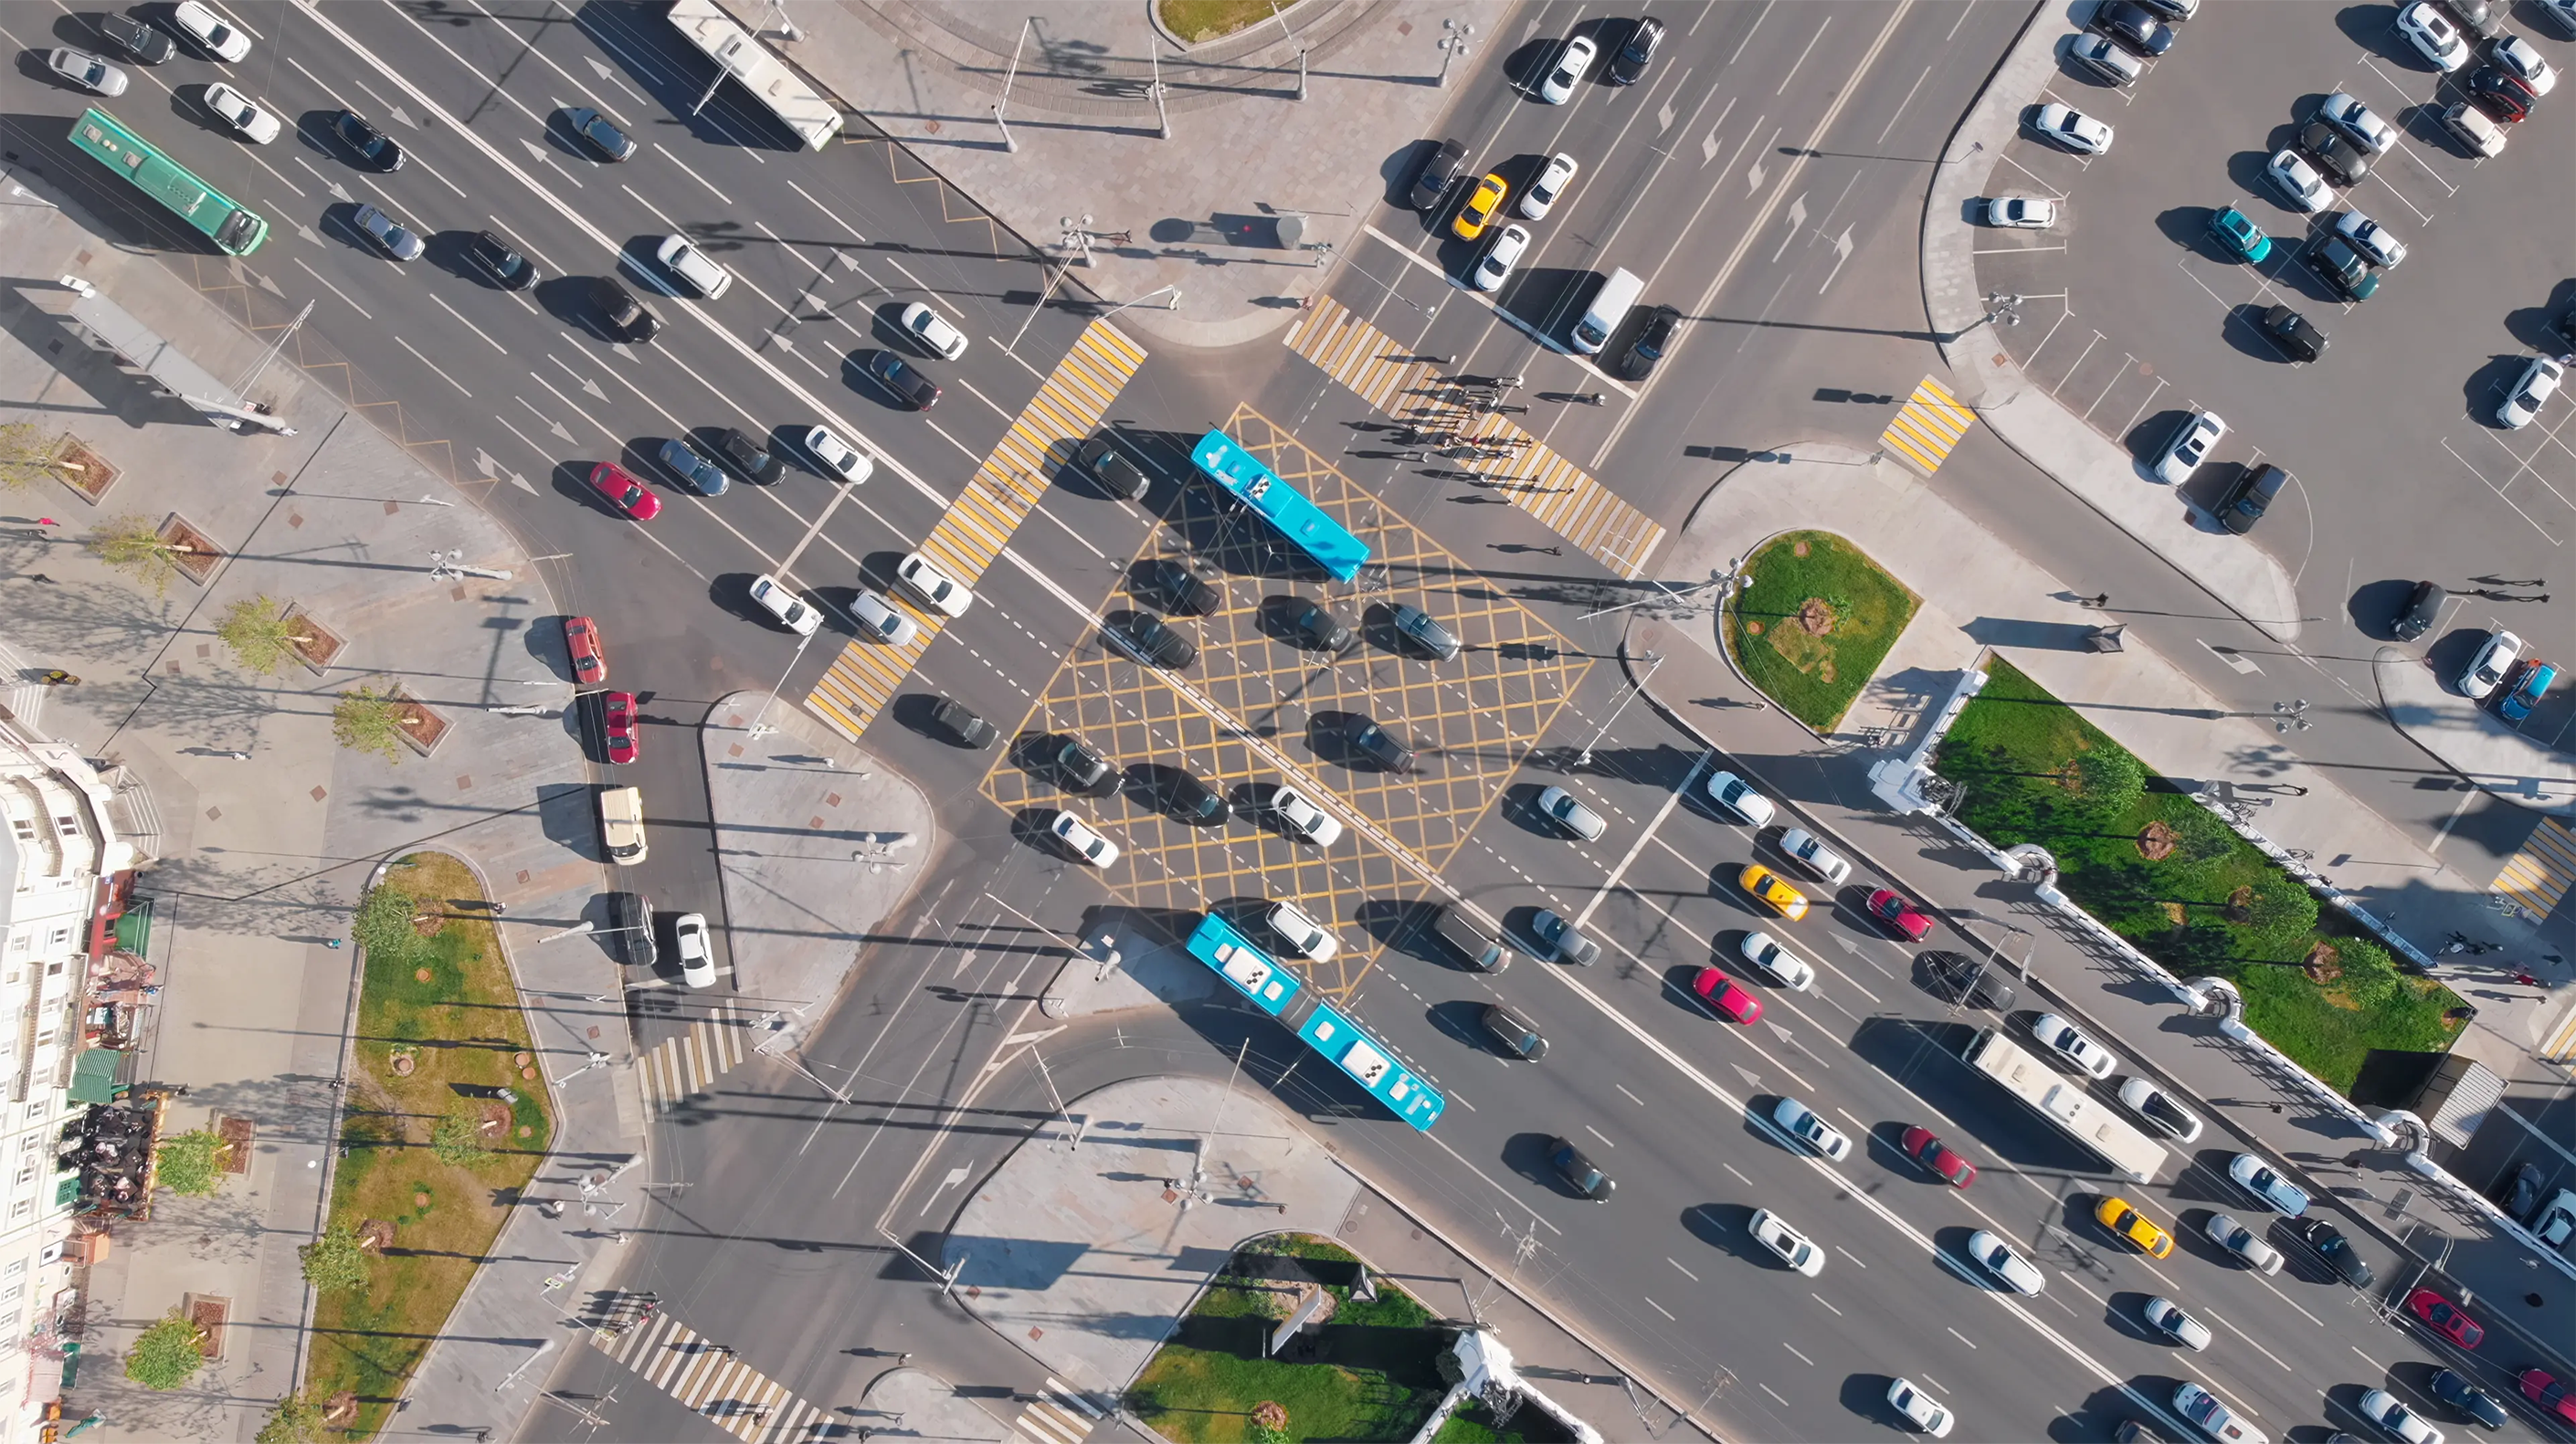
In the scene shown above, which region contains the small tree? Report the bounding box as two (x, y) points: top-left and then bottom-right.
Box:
(214, 595), (312, 677)
(298, 1223), (370, 1295)
(0, 421), (55, 493)
(2169, 805), (2239, 864)
(351, 881), (419, 961)
(154, 1129), (228, 1196)
(2064, 748), (2147, 821)
(124, 1310), (207, 1391)
(254, 1392), (327, 1444)
(429, 1108), (493, 1167)
(333, 685), (408, 763)
(2243, 880), (2322, 954)
(86, 513), (200, 596)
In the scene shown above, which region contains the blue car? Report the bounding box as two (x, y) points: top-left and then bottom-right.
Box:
(2499, 659), (2557, 722)
(658, 437), (729, 496)
(2208, 206), (2272, 263)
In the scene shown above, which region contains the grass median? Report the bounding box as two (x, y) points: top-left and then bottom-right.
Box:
(1724, 530), (1919, 733)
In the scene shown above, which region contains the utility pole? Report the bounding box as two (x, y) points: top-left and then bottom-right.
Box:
(1576, 653), (1662, 769)
(995, 16), (1030, 152)
(1438, 19), (1475, 88)
(1181, 1039), (1249, 1209)
(1150, 37), (1170, 139)
(740, 628), (817, 739)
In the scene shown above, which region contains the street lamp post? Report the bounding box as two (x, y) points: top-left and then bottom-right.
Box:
(995, 16), (1030, 153)
(1097, 285), (1182, 320)
(741, 629), (817, 740)
(1438, 19), (1475, 88)
(1150, 38), (1170, 139)
(2273, 698), (2312, 734)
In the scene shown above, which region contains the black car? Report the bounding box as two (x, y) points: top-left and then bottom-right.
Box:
(1606, 16), (1665, 84)
(2304, 237), (2378, 301)
(1431, 905), (1511, 971)
(866, 351), (940, 408)
(1390, 603), (1462, 661)
(930, 697), (996, 748)
(2129, 0), (2198, 18)
(1141, 558), (1221, 617)
(333, 110), (406, 171)
(1077, 435), (1148, 500)
(2393, 580), (2446, 641)
(612, 891), (657, 967)
(1618, 303), (1681, 382)
(2431, 1369), (2508, 1431)
(2294, 1217), (2374, 1288)
(565, 105), (636, 161)
(2218, 464), (2287, 536)
(1345, 715), (1418, 773)
(2094, 0), (2176, 55)
(1056, 736), (1113, 792)
(1921, 949), (2016, 1009)
(2445, 0), (2508, 39)
(2553, 297), (2576, 355)
(2259, 303), (2326, 362)
(1114, 611), (1198, 669)
(715, 427), (775, 482)
(1153, 767), (1230, 826)
(2499, 1157), (2546, 1218)
(98, 14), (174, 64)
(1287, 597), (1356, 654)
(1547, 1136), (1614, 1199)
(1409, 138), (1469, 210)
(588, 277), (660, 341)
(2296, 121), (2370, 185)
(2467, 65), (2537, 122)
(467, 230), (538, 290)
(1481, 1004), (1547, 1059)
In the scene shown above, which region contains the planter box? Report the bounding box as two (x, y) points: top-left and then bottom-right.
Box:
(283, 606), (344, 674)
(392, 687), (448, 758)
(159, 514), (221, 586)
(50, 434), (118, 505)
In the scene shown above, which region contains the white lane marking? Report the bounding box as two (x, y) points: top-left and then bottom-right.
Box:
(395, 336), (471, 395)
(290, 258), (372, 318)
(1667, 1257), (1699, 1282)
(1574, 750), (1715, 929)
(1645, 1296), (1675, 1321)
(1782, 1341), (1814, 1366)
(429, 291), (509, 353)
(1947, 1327), (1978, 1350)
(652, 140), (734, 204)
(1759, 1383), (1789, 1407)
(2205, 1305), (2293, 1372)
(1813, 1292), (1841, 1316)
(1835, 1246), (1867, 1270)
(1582, 1123), (1615, 1148)
(1724, 1164), (1753, 1186)
(1615, 1083), (1645, 1106)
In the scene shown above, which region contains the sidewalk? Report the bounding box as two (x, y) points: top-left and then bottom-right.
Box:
(0, 171), (647, 1440)
(744, 0), (1479, 350)
(1916, 9), (2305, 644)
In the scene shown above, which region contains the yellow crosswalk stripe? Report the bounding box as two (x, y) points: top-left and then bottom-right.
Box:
(1878, 375), (1978, 474)
(803, 319), (1146, 741)
(638, 1000), (744, 1113)
(2494, 817), (2576, 914)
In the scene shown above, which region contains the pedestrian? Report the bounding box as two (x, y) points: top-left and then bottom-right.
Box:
(2516, 971), (2541, 987)
(35, 518), (57, 528)
(325, 938), (343, 950)
(489, 901), (506, 917)
(25, 574), (54, 585)
(2084, 593), (2110, 608)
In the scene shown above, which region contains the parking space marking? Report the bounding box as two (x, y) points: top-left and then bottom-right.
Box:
(2439, 437), (2565, 546)
(1878, 376), (1979, 475)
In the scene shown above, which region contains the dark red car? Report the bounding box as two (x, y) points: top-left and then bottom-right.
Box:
(1899, 1125), (1977, 1187)
(2522, 1368), (2576, 1426)
(1690, 966), (1763, 1025)
(562, 616), (606, 685)
(2406, 1287), (2483, 1349)
(601, 690), (638, 764)
(1867, 888), (1934, 942)
(587, 461), (660, 521)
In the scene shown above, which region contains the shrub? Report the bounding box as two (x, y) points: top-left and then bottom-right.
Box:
(333, 686), (408, 764)
(214, 595), (310, 677)
(255, 1392), (326, 1444)
(429, 1109), (493, 1166)
(299, 1224), (371, 1295)
(154, 1130), (227, 1197)
(125, 1310), (206, 1390)
(351, 883), (419, 964)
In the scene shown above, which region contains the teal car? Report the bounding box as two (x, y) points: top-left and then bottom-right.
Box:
(2208, 206), (2272, 263)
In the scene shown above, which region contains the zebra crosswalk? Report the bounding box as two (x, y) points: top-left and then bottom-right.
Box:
(1011, 1379), (1105, 1444)
(636, 998), (747, 1113)
(2493, 817), (2576, 919)
(587, 1308), (829, 1442)
(805, 318), (1147, 741)
(1878, 375), (1979, 473)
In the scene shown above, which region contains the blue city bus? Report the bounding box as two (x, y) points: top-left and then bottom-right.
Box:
(1184, 912), (1302, 1017)
(1179, 912), (1444, 1133)
(1191, 428), (1370, 582)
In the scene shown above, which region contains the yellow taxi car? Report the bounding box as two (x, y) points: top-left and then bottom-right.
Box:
(2096, 1196), (2174, 1259)
(1452, 173), (1509, 240)
(1738, 864), (1810, 922)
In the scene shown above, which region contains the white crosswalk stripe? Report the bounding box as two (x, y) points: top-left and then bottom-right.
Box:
(637, 998), (747, 1112)
(1013, 1379), (1103, 1444)
(587, 1307), (831, 1441)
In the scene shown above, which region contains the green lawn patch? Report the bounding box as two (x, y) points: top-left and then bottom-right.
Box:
(1160, 0), (1288, 44)
(305, 852), (549, 1440)
(1932, 659), (2461, 1092)
(1724, 530), (1919, 733)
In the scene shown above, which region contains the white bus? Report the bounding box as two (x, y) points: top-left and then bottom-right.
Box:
(1960, 1028), (2168, 1184)
(666, 0), (844, 150)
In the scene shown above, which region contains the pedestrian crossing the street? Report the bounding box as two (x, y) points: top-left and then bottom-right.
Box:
(1012, 1379), (1104, 1444)
(1878, 375), (1978, 474)
(2494, 817), (2576, 919)
(805, 319), (1148, 741)
(587, 1307), (829, 1442)
(636, 998), (747, 1113)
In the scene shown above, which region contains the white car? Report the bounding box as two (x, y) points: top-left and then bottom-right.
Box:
(746, 574), (820, 637)
(46, 48), (129, 96)
(2031, 102), (2113, 153)
(174, 0), (252, 61)
(2204, 1213), (2284, 1274)
(1050, 810), (1120, 868)
(2228, 1152), (2310, 1216)
(1984, 195), (2059, 228)
(1775, 828), (1851, 885)
(2117, 1077), (2203, 1142)
(804, 425), (874, 483)
(2498, 357), (2563, 429)
(2360, 1388), (2444, 1444)
(1887, 1378), (1953, 1438)
(1537, 35), (1598, 103)
(1472, 225), (1530, 292)
(1771, 1097), (1851, 1161)
(672, 912), (715, 987)
(2031, 1012), (2117, 1078)
(2493, 35), (2558, 94)
(1705, 770), (1776, 826)
(2395, 1), (2471, 69)
(1271, 785), (1343, 847)
(2155, 410), (2225, 485)
(895, 552), (974, 617)
(849, 587), (920, 647)
(2317, 92), (2396, 154)
(1518, 152), (1578, 218)
(2333, 210), (2406, 268)
(1739, 931), (1815, 990)
(656, 235), (733, 299)
(899, 300), (969, 360)
(1747, 1208), (1823, 1276)
(2175, 1382), (2268, 1444)
(2143, 1296), (2212, 1351)
(2265, 150), (2330, 211)
(1965, 1229), (2045, 1293)
(203, 82), (281, 143)
(1266, 900), (1338, 961)
(351, 204), (425, 262)
(2459, 629), (2523, 698)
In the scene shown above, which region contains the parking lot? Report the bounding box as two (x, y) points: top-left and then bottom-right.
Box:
(1969, 1), (2574, 737)
(979, 409), (1589, 997)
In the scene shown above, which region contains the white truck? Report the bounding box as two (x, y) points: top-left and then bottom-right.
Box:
(1960, 1027), (2168, 1183)
(666, 0), (844, 151)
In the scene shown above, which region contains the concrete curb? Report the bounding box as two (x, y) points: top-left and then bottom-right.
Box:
(2371, 648), (2576, 816)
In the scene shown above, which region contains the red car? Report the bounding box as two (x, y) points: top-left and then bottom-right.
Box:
(2522, 1368), (2576, 1426)
(563, 617), (606, 685)
(587, 461), (661, 521)
(601, 690), (638, 764)
(1690, 966), (1763, 1025)
(1866, 888), (1934, 942)
(1899, 1125), (1977, 1187)
(2406, 1287), (2484, 1349)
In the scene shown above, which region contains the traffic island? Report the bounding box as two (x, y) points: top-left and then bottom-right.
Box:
(1721, 529), (1919, 734)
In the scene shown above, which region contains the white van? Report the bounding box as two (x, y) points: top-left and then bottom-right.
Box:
(1570, 266), (1642, 355)
(2440, 100), (2505, 157)
(597, 785), (648, 865)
